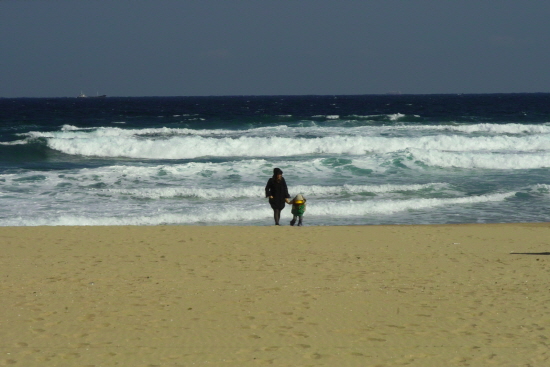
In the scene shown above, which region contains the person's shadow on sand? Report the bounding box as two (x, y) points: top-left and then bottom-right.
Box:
(510, 252), (550, 255)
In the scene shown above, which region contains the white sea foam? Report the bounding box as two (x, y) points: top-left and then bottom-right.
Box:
(41, 132), (550, 159)
(372, 123), (550, 135)
(17, 123), (550, 147)
(25, 126), (236, 138)
(311, 192), (516, 217)
(1, 156), (446, 201)
(61, 124), (88, 131)
(532, 184), (550, 192)
(0, 157), (384, 190)
(312, 115), (340, 119)
(389, 113), (406, 121)
(443, 123), (550, 135)
(105, 183), (448, 200)
(0, 139), (27, 145)
(412, 150), (550, 169)
(0, 191), (515, 226)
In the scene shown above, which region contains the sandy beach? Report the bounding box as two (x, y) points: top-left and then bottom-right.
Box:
(1, 223), (550, 366)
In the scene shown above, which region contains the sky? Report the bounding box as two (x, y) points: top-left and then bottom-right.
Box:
(1, 1), (549, 97)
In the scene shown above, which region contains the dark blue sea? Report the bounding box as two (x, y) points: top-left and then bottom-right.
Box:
(2, 94), (550, 226)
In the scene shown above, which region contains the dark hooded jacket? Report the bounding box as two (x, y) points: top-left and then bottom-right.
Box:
(265, 174), (290, 210)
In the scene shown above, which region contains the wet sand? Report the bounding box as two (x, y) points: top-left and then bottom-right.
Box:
(1, 223), (549, 366)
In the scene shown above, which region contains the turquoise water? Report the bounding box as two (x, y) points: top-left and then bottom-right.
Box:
(2, 94), (550, 226)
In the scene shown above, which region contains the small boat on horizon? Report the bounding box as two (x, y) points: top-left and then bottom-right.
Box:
(77, 92), (107, 98)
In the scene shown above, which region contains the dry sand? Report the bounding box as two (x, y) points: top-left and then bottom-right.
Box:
(1, 223), (550, 366)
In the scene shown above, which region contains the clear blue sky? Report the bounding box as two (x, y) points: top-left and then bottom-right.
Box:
(1, 1), (549, 97)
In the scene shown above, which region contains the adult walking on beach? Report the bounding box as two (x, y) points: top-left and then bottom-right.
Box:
(265, 167), (291, 225)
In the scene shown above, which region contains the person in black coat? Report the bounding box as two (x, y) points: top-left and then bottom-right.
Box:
(265, 167), (291, 225)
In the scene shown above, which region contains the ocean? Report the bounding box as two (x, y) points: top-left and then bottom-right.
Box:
(2, 94), (550, 226)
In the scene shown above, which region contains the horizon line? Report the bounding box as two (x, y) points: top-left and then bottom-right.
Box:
(2, 92), (550, 99)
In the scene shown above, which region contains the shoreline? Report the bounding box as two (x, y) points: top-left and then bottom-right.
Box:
(2, 223), (549, 366)
(3, 219), (550, 227)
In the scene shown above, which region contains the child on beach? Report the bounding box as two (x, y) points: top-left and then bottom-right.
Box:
(290, 194), (306, 226)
